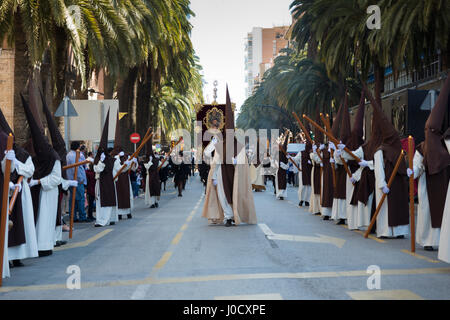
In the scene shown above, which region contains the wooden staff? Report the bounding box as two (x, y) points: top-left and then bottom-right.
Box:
(303, 114), (361, 163)
(113, 129), (153, 180)
(158, 137), (183, 171)
(319, 113), (337, 188)
(8, 176), (23, 215)
(0, 134), (14, 286)
(364, 150), (405, 238)
(279, 144), (301, 172)
(69, 150), (80, 239)
(292, 112), (323, 162)
(63, 159), (91, 171)
(408, 136), (415, 253)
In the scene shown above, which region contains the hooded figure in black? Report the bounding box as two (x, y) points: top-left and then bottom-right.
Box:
(144, 129), (161, 208)
(20, 94), (61, 257)
(0, 109), (35, 268)
(93, 109), (117, 227)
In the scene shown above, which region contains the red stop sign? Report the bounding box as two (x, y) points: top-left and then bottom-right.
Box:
(130, 133), (141, 144)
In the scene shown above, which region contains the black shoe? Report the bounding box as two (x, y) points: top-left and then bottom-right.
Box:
(118, 215), (122, 220)
(336, 219), (346, 225)
(155, 203), (159, 208)
(304, 202), (310, 206)
(12, 260), (24, 267)
(38, 250), (53, 257)
(178, 194), (182, 197)
(279, 197), (284, 200)
(424, 246), (434, 251)
(299, 201), (303, 206)
(95, 224), (103, 227)
(396, 235), (405, 239)
(109, 222), (115, 226)
(150, 204), (156, 208)
(55, 240), (67, 247)
(314, 212), (321, 216)
(323, 216), (330, 221)
(225, 219), (233, 227)
(127, 214), (132, 219)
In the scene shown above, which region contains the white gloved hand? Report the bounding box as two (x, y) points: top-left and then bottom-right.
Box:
(100, 153), (106, 162)
(330, 158), (335, 164)
(320, 163), (323, 167)
(382, 186), (390, 194)
(319, 144), (325, 150)
(212, 179), (218, 186)
(87, 157), (94, 163)
(337, 142), (346, 150)
(312, 145), (317, 153)
(149, 156), (153, 163)
(29, 179), (39, 187)
(124, 160), (132, 167)
(407, 168), (414, 178)
(335, 149), (342, 158)
(9, 181), (15, 191)
(359, 159), (369, 167)
(328, 142), (336, 151)
(232, 157), (237, 165)
(5, 149), (15, 161)
(119, 151), (125, 157)
(350, 176), (356, 184)
(212, 136), (218, 145)
(69, 180), (78, 188)
(308, 160), (312, 165)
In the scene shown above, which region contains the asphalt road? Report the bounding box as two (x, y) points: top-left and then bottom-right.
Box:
(1, 175), (450, 300)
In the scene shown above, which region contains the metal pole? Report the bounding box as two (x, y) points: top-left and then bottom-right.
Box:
(64, 97), (69, 151)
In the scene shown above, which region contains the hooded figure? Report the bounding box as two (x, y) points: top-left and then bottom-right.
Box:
(308, 109), (324, 215)
(339, 90), (367, 229)
(275, 131), (289, 200)
(249, 138), (266, 192)
(412, 76), (450, 251)
(144, 128), (162, 208)
(294, 126), (312, 206)
(438, 125), (450, 263)
(202, 86), (257, 227)
(363, 85), (409, 238)
(93, 109), (117, 227)
(21, 94), (62, 256)
(40, 91), (76, 245)
(112, 111), (133, 220)
(0, 105), (38, 266)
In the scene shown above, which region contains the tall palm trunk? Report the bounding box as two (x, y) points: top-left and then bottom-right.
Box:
(117, 67), (138, 152)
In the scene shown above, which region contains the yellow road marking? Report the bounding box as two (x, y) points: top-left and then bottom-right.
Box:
(2, 267), (450, 293)
(153, 252), (172, 270)
(353, 229), (386, 243)
(180, 224), (188, 231)
(171, 232), (183, 245)
(401, 249), (440, 263)
(54, 229), (113, 251)
(347, 289), (424, 300)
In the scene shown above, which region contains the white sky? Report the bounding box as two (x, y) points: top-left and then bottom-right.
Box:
(189, 0), (293, 113)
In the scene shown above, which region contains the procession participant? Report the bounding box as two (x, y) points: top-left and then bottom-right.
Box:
(93, 110), (117, 227)
(202, 87), (257, 227)
(159, 152), (170, 191)
(275, 132), (289, 200)
(331, 97), (348, 225)
(339, 92), (366, 230)
(21, 94), (62, 257)
(293, 137), (312, 207)
(1, 129), (16, 278)
(40, 93), (78, 248)
(144, 133), (161, 209)
(411, 76), (450, 251)
(0, 109), (34, 267)
(364, 87), (409, 238)
(249, 140), (266, 192)
(172, 151), (188, 197)
(309, 141), (322, 215)
(320, 141), (334, 220)
(439, 127), (450, 263)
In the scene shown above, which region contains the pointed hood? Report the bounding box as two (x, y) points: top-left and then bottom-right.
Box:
(0, 107), (30, 164)
(112, 111), (122, 156)
(225, 85), (235, 130)
(313, 108), (323, 144)
(423, 76), (450, 175)
(145, 128), (154, 159)
(339, 93), (352, 145)
(21, 93), (59, 179)
(95, 109), (110, 165)
(331, 98), (345, 139)
(347, 90), (366, 150)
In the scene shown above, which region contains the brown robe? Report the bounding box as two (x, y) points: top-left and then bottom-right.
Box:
(321, 149), (334, 208)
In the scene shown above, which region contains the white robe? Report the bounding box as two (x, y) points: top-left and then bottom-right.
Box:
(35, 160), (62, 251)
(374, 150), (409, 238)
(294, 152), (311, 202)
(309, 152), (322, 214)
(438, 139), (450, 263)
(341, 148), (364, 229)
(413, 150), (441, 247)
(94, 161), (113, 226)
(8, 156), (38, 260)
(54, 178), (72, 244)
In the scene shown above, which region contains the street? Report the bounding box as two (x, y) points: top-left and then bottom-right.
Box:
(1, 176), (450, 300)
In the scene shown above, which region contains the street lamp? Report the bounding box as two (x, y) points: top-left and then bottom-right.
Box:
(88, 88), (105, 97)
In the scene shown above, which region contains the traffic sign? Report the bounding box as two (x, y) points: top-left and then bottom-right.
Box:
(130, 133), (141, 144)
